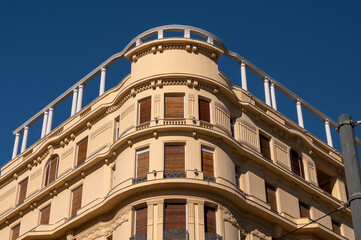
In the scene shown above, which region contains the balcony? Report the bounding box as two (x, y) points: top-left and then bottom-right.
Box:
(164, 229), (189, 240)
(164, 172), (186, 179)
(205, 232), (222, 240)
(130, 234), (147, 240)
(133, 176), (147, 184)
(203, 175), (216, 182)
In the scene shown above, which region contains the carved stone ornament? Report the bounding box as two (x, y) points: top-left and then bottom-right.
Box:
(222, 210), (240, 229)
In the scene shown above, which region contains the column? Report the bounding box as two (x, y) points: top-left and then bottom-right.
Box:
(270, 81), (277, 110)
(296, 99), (304, 128)
(324, 119), (333, 147)
(240, 61), (248, 91)
(99, 67), (107, 96)
(76, 84), (84, 113)
(46, 107), (54, 134)
(157, 29), (163, 39)
(21, 126), (29, 153)
(184, 29), (190, 38)
(41, 110), (49, 138)
(71, 88), (78, 116)
(136, 39), (143, 46)
(264, 77), (271, 106)
(207, 36), (214, 44)
(12, 132), (20, 159)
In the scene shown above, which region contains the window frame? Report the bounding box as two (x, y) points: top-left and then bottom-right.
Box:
(198, 97), (211, 123)
(138, 97), (152, 125)
(265, 181), (277, 212)
(259, 133), (271, 160)
(76, 137), (88, 167)
(43, 155), (59, 187)
(201, 146), (215, 178)
(135, 147), (150, 179)
(164, 94), (185, 119)
(17, 177), (28, 205)
(39, 204), (51, 225)
(290, 149), (304, 178)
(11, 224), (20, 240)
(70, 185), (83, 217)
(164, 143), (186, 175)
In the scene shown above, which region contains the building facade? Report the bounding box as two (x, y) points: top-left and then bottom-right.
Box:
(0, 25), (355, 240)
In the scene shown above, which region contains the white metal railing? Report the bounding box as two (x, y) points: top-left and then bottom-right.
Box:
(11, 24), (361, 160)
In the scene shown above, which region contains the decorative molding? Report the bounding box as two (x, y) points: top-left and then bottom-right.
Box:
(274, 139), (290, 170)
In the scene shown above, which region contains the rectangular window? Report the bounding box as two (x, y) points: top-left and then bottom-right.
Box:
(17, 178), (28, 204)
(299, 201), (310, 218)
(199, 98), (210, 122)
(291, 150), (304, 178)
(316, 166), (333, 195)
(76, 138), (88, 166)
(230, 118), (235, 137)
(135, 206), (147, 235)
(136, 148), (149, 181)
(265, 182), (277, 212)
(204, 206), (216, 234)
(40, 205), (51, 225)
(260, 134), (271, 159)
(71, 185), (83, 217)
(114, 117), (120, 141)
(164, 203), (186, 231)
(44, 156), (59, 187)
(201, 147), (214, 178)
(165, 95), (184, 118)
(235, 166), (240, 188)
(138, 97), (151, 124)
(11, 224), (20, 240)
(332, 219), (341, 235)
(164, 144), (185, 176)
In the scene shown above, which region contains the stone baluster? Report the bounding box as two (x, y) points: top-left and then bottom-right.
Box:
(184, 29), (190, 38)
(240, 61), (248, 91)
(46, 107), (54, 134)
(71, 88), (78, 116)
(76, 84), (84, 113)
(20, 126), (29, 153)
(264, 77), (271, 106)
(325, 119), (334, 147)
(270, 81), (277, 110)
(99, 67), (107, 96)
(41, 110), (49, 138)
(12, 132), (20, 159)
(296, 99), (304, 128)
(158, 29), (163, 39)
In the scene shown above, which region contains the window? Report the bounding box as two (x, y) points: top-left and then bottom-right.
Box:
(114, 117), (120, 141)
(112, 165), (116, 188)
(11, 224), (20, 240)
(164, 144), (185, 178)
(259, 134), (271, 159)
(265, 182), (277, 212)
(76, 138), (88, 166)
(201, 147), (214, 180)
(165, 95), (184, 118)
(199, 98), (210, 122)
(332, 219), (341, 235)
(44, 156), (59, 187)
(164, 203), (186, 234)
(316, 166), (333, 195)
(204, 206), (216, 235)
(299, 201), (310, 218)
(17, 178), (28, 205)
(71, 185), (83, 217)
(138, 97), (151, 124)
(290, 150), (304, 178)
(40, 205), (51, 225)
(135, 206), (147, 236)
(235, 166), (240, 187)
(230, 118), (235, 137)
(136, 148), (149, 182)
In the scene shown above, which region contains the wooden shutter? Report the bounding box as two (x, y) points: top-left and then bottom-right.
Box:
(291, 150), (304, 178)
(44, 163), (50, 187)
(265, 182), (277, 211)
(332, 219), (341, 235)
(199, 99), (210, 122)
(202, 148), (214, 177)
(165, 95), (184, 118)
(135, 206), (147, 234)
(299, 201), (310, 218)
(71, 185), (83, 217)
(18, 178), (28, 204)
(11, 224), (20, 240)
(260, 135), (271, 159)
(204, 206), (216, 233)
(164, 145), (185, 173)
(48, 156), (58, 184)
(164, 203), (186, 230)
(137, 149), (149, 178)
(139, 98), (151, 124)
(40, 205), (51, 225)
(77, 138), (88, 165)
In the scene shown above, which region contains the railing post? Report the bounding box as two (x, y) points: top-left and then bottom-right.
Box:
(21, 126), (29, 153)
(99, 67), (107, 96)
(46, 107), (54, 134)
(136, 39), (143, 46)
(158, 29), (163, 39)
(41, 110), (49, 138)
(324, 119), (333, 147)
(264, 77), (271, 106)
(270, 81), (277, 110)
(296, 99), (304, 128)
(71, 88), (78, 116)
(184, 29), (190, 38)
(207, 36), (214, 44)
(240, 61), (248, 91)
(12, 132), (20, 159)
(76, 84), (84, 113)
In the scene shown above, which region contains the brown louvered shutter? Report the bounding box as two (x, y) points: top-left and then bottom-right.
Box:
(40, 205), (51, 225)
(71, 185), (83, 217)
(202, 148), (214, 177)
(135, 206), (147, 234)
(204, 206), (216, 233)
(44, 163), (50, 187)
(291, 150), (304, 178)
(164, 203), (186, 230)
(48, 156), (58, 184)
(199, 99), (210, 122)
(265, 182), (277, 212)
(77, 138), (88, 166)
(137, 149), (149, 178)
(165, 95), (184, 118)
(18, 178), (28, 204)
(260, 135), (271, 159)
(139, 98), (151, 124)
(332, 219), (341, 234)
(299, 201), (310, 218)
(164, 145), (185, 173)
(11, 224), (20, 240)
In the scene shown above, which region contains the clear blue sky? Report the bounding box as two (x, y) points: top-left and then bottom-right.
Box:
(1, 0), (361, 168)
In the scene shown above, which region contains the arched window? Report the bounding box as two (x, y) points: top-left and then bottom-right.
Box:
(44, 155), (59, 187)
(290, 150), (304, 178)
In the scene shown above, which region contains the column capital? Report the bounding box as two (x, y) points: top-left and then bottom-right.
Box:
(264, 76), (270, 82)
(296, 99), (302, 105)
(73, 88), (78, 93)
(79, 83), (84, 89)
(44, 110), (49, 115)
(24, 125), (30, 130)
(101, 66), (108, 72)
(324, 119), (330, 124)
(241, 61), (246, 67)
(15, 132), (21, 137)
(49, 106), (55, 111)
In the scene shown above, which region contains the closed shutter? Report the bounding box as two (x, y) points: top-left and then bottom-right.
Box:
(202, 148), (214, 177)
(164, 203), (186, 230)
(332, 219), (341, 234)
(137, 149), (149, 178)
(199, 99), (210, 122)
(265, 182), (277, 212)
(135, 206), (147, 234)
(139, 98), (151, 124)
(260, 135), (271, 159)
(71, 185), (83, 217)
(291, 150), (304, 178)
(11, 224), (20, 240)
(204, 206), (216, 233)
(164, 145), (185, 173)
(18, 178), (28, 204)
(299, 201), (310, 218)
(165, 95), (184, 118)
(40, 205), (51, 225)
(48, 156), (58, 184)
(44, 163), (50, 187)
(77, 138), (88, 165)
